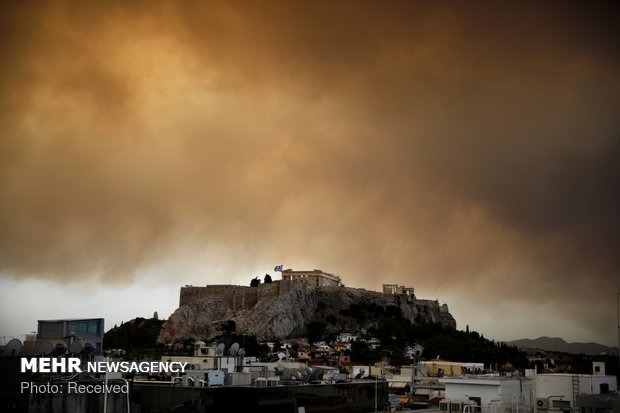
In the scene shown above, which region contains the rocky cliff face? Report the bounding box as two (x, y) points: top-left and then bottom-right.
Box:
(158, 282), (456, 343)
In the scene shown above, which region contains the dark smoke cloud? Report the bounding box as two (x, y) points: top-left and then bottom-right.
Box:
(0, 1), (618, 343)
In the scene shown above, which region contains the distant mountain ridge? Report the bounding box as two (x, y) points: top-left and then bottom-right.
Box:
(506, 336), (618, 356)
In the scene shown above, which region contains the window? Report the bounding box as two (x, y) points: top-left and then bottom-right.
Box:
(600, 383), (609, 394)
(39, 321), (64, 338)
(71, 320), (99, 336)
(469, 397), (481, 406)
(75, 322), (88, 335)
(87, 321), (99, 335)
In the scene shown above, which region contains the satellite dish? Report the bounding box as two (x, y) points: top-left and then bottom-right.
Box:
(70, 341), (84, 354)
(82, 341), (95, 354)
(237, 348), (245, 357)
(52, 342), (66, 355)
(5, 338), (22, 356)
(38, 340), (54, 356)
(229, 342), (240, 356)
(216, 343), (225, 356)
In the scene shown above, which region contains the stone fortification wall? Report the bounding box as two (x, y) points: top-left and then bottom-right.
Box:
(180, 285), (257, 311)
(256, 280), (283, 300)
(179, 280), (441, 323)
(179, 280), (350, 310)
(180, 282), (397, 309)
(180, 281), (295, 310)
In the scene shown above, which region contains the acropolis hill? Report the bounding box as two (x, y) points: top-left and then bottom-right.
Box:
(158, 269), (456, 343)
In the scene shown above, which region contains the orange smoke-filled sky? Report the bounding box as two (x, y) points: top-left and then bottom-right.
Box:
(1, 1), (619, 346)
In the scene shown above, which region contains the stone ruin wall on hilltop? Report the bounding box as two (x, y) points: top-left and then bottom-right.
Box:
(179, 280), (417, 312)
(179, 280), (305, 311)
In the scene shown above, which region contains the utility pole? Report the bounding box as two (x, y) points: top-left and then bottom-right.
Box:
(617, 292), (619, 373)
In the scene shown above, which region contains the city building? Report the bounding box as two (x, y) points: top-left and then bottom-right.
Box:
(534, 371), (617, 411)
(419, 360), (484, 377)
(336, 332), (358, 343)
(21, 318), (104, 356)
(434, 363), (618, 413)
(439, 376), (529, 413)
